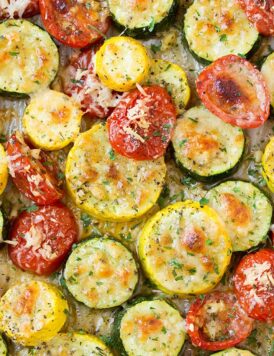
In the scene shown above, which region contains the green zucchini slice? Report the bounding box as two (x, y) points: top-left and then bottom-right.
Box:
(108, 0), (178, 37)
(207, 181), (273, 251)
(113, 298), (185, 356)
(184, 0), (259, 63)
(0, 20), (59, 97)
(64, 237), (138, 309)
(212, 348), (255, 356)
(0, 335), (7, 356)
(261, 52), (274, 108)
(172, 106), (245, 182)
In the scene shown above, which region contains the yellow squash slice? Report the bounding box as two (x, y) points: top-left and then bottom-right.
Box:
(0, 281), (68, 346)
(0, 144), (8, 195)
(148, 59), (190, 114)
(23, 90), (82, 150)
(95, 36), (150, 92)
(262, 136), (274, 192)
(65, 123), (166, 222)
(139, 201), (232, 295)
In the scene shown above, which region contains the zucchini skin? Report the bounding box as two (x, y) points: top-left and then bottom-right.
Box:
(109, 0), (179, 38)
(111, 296), (183, 356)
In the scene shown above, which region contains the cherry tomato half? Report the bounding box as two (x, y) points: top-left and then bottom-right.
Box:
(107, 85), (177, 161)
(234, 248), (274, 322)
(196, 54), (270, 129)
(8, 203), (78, 275)
(186, 292), (254, 351)
(63, 49), (121, 118)
(39, 0), (110, 48)
(238, 0), (274, 36)
(6, 133), (63, 205)
(0, 0), (39, 19)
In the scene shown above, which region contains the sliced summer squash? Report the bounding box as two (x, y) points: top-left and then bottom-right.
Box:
(64, 237), (138, 309)
(0, 20), (59, 97)
(212, 348), (255, 356)
(0, 335), (6, 356)
(184, 0), (259, 63)
(23, 90), (82, 150)
(0, 281), (68, 346)
(0, 144), (8, 195)
(207, 180), (272, 251)
(113, 298), (185, 356)
(108, 0), (178, 37)
(261, 52), (274, 107)
(147, 59), (190, 114)
(29, 333), (113, 355)
(65, 123), (166, 222)
(172, 106), (245, 181)
(138, 201), (232, 295)
(95, 36), (150, 92)
(262, 136), (274, 191)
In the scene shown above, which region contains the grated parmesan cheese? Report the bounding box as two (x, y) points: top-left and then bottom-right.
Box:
(0, 0), (30, 18)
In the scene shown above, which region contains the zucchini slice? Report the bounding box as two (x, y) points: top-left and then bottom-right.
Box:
(64, 237), (138, 309)
(138, 201), (232, 295)
(207, 181), (272, 251)
(184, 0), (259, 63)
(23, 90), (82, 151)
(0, 335), (7, 356)
(212, 348), (255, 356)
(261, 52), (274, 108)
(95, 36), (150, 92)
(113, 298), (185, 356)
(30, 333), (113, 355)
(147, 59), (190, 114)
(65, 123), (166, 222)
(171, 106), (245, 181)
(262, 136), (274, 192)
(0, 20), (59, 97)
(0, 281), (68, 346)
(0, 144), (8, 195)
(108, 0), (178, 37)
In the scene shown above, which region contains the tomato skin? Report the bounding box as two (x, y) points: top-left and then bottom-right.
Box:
(196, 54), (270, 129)
(63, 49), (121, 118)
(39, 0), (110, 48)
(8, 204), (78, 275)
(0, 0), (39, 19)
(6, 133), (63, 205)
(234, 248), (274, 322)
(107, 85), (177, 161)
(186, 292), (254, 351)
(237, 0), (274, 36)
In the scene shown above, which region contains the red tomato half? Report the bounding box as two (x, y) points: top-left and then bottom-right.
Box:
(186, 292), (254, 351)
(238, 0), (274, 36)
(6, 133), (63, 205)
(63, 49), (121, 118)
(234, 248), (274, 322)
(107, 85), (177, 160)
(196, 55), (270, 129)
(8, 204), (78, 275)
(0, 0), (39, 19)
(39, 0), (110, 48)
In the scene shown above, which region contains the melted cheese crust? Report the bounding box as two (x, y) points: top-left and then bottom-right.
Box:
(148, 59), (190, 114)
(261, 53), (274, 108)
(0, 144), (8, 195)
(172, 106), (244, 177)
(207, 181), (272, 251)
(0, 281), (68, 346)
(65, 123), (166, 221)
(139, 201), (232, 295)
(23, 90), (82, 150)
(95, 36), (150, 92)
(0, 20), (59, 95)
(30, 333), (113, 355)
(108, 0), (174, 29)
(120, 300), (185, 356)
(64, 238), (138, 309)
(184, 0), (258, 61)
